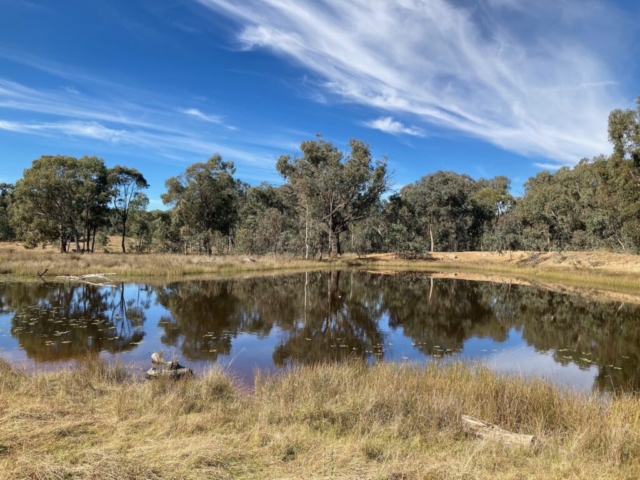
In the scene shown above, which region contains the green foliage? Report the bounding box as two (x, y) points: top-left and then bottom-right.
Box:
(162, 155), (246, 254)
(108, 165), (149, 253)
(7, 93), (640, 256)
(393, 172), (510, 253)
(608, 95), (640, 164)
(235, 183), (297, 255)
(276, 137), (389, 257)
(0, 183), (15, 241)
(11, 155), (110, 253)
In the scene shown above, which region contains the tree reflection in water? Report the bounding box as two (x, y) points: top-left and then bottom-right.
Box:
(152, 272), (640, 392)
(3, 273), (640, 392)
(0, 282), (148, 361)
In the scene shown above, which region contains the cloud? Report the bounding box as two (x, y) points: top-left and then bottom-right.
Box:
(364, 116), (425, 137)
(0, 76), (298, 170)
(197, 0), (632, 165)
(533, 162), (564, 171)
(0, 118), (267, 164)
(180, 108), (223, 124)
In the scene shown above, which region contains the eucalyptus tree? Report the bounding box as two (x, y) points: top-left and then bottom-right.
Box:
(0, 183), (15, 241)
(77, 156), (111, 252)
(586, 155), (640, 252)
(161, 155), (245, 255)
(380, 193), (421, 253)
(11, 155), (109, 252)
(126, 194), (151, 252)
(517, 169), (585, 251)
(108, 166), (149, 253)
(276, 137), (389, 257)
(608, 95), (640, 164)
(235, 183), (295, 255)
(402, 172), (477, 252)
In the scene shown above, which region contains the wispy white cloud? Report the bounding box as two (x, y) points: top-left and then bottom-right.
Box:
(0, 118), (267, 164)
(533, 162), (564, 171)
(180, 107), (223, 124)
(0, 79), (176, 133)
(364, 116), (424, 137)
(0, 76), (293, 170)
(197, 0), (631, 166)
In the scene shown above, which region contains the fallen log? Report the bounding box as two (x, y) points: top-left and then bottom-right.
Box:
(461, 415), (537, 448)
(55, 273), (117, 287)
(145, 366), (193, 380)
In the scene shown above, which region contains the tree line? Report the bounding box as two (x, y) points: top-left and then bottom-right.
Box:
(1, 96), (639, 256)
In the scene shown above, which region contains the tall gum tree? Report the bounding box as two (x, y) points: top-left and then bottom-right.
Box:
(12, 155), (109, 253)
(108, 166), (149, 253)
(609, 95), (640, 165)
(0, 183), (15, 241)
(277, 138), (389, 257)
(161, 155), (244, 255)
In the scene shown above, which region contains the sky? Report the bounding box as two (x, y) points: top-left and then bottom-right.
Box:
(1, 0), (639, 205)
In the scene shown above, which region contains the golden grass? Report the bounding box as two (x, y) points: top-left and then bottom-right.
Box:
(1, 358), (640, 479)
(381, 260), (640, 294)
(0, 250), (349, 278)
(4, 246), (640, 296)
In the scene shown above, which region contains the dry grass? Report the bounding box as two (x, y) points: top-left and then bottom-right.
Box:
(4, 244), (640, 296)
(1, 357), (639, 479)
(378, 259), (640, 294)
(0, 249), (349, 278)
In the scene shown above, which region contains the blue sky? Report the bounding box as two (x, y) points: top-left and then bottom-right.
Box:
(1, 0), (639, 205)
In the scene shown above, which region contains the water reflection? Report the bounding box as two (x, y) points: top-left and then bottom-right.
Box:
(1, 272), (640, 392)
(0, 283), (147, 361)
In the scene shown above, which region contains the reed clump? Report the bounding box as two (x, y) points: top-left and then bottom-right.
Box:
(1, 359), (639, 479)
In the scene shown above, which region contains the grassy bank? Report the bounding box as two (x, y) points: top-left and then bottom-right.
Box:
(0, 250), (348, 278)
(1, 358), (639, 479)
(384, 259), (640, 294)
(4, 247), (640, 296)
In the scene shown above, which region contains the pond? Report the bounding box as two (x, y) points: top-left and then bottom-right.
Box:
(1, 271), (639, 392)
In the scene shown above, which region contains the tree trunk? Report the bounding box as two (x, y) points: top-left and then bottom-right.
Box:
(429, 225), (434, 253)
(60, 235), (66, 253)
(305, 205), (309, 260)
(71, 223), (80, 253)
(91, 227), (97, 253)
(429, 276), (434, 304)
(332, 270), (340, 291)
(121, 218), (127, 253)
(329, 230), (340, 258)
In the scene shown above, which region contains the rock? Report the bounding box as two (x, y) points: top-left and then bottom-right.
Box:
(147, 352), (193, 379)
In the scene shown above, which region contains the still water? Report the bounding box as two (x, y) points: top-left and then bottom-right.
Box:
(1, 271), (639, 392)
